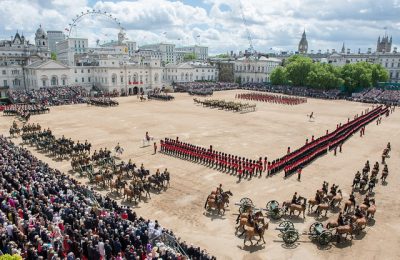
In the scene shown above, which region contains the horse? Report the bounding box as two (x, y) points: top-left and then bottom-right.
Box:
(360, 200), (376, 219)
(142, 136), (154, 147)
(315, 202), (330, 217)
(243, 219), (269, 246)
(114, 146), (124, 157)
(335, 221), (355, 242)
(236, 211), (264, 235)
(344, 200), (355, 213)
(204, 195), (226, 215)
(283, 198), (307, 218)
(330, 190), (343, 208)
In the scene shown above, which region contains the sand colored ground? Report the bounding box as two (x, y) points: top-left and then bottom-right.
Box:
(1, 90), (399, 260)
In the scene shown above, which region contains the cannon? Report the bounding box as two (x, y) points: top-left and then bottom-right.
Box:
(309, 222), (332, 245)
(266, 200), (284, 220)
(235, 197), (254, 213)
(276, 220), (299, 245)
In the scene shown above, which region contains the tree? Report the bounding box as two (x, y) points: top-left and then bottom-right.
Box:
(306, 63), (343, 90)
(51, 52), (57, 61)
(371, 64), (389, 87)
(215, 54), (229, 58)
(270, 66), (288, 85)
(285, 55), (313, 86)
(183, 53), (197, 61)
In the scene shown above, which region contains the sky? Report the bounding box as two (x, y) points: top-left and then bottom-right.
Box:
(0, 0), (399, 55)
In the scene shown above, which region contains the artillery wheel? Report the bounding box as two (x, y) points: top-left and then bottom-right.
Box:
(266, 200), (279, 209)
(271, 208), (284, 220)
(240, 197), (253, 206)
(278, 221), (294, 233)
(282, 229), (299, 245)
(309, 222), (322, 235)
(239, 204), (253, 214)
(318, 231), (332, 245)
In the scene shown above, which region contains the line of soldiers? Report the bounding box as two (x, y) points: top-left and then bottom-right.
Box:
(160, 138), (265, 179)
(87, 97), (119, 106)
(236, 92), (307, 105)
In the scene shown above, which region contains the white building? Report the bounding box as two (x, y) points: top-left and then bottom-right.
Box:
(56, 38), (88, 66)
(234, 56), (281, 84)
(24, 59), (71, 89)
(139, 43), (176, 64)
(175, 45), (208, 61)
(163, 61), (218, 83)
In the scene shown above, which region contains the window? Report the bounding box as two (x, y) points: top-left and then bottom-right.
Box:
(74, 69), (77, 73)
(82, 77), (84, 83)
(88, 77), (91, 82)
(81, 69), (83, 73)
(75, 78), (78, 83)
(88, 69), (90, 73)
(121, 76), (123, 83)
(3, 80), (7, 86)
(2, 70), (5, 75)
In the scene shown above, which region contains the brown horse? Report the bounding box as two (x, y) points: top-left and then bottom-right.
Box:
(95, 175), (105, 187)
(344, 200), (355, 213)
(360, 200), (376, 219)
(283, 198), (307, 218)
(236, 211), (264, 235)
(315, 203), (329, 217)
(204, 197), (225, 215)
(335, 221), (355, 242)
(243, 219), (269, 246)
(330, 190), (343, 208)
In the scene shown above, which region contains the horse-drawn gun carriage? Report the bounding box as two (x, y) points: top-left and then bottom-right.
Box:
(275, 221), (332, 246)
(194, 98), (256, 113)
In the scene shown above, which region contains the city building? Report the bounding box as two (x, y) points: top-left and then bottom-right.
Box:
(47, 31), (65, 53)
(234, 56), (281, 84)
(175, 45), (208, 60)
(56, 38), (89, 66)
(163, 61), (218, 83)
(298, 30), (308, 54)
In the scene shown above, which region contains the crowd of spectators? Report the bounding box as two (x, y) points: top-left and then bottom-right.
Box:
(0, 136), (215, 259)
(351, 88), (400, 105)
(7, 86), (88, 106)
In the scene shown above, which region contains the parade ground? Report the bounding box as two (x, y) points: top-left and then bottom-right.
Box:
(1, 90), (399, 260)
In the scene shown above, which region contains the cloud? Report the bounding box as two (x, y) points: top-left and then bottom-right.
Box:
(0, 0), (398, 55)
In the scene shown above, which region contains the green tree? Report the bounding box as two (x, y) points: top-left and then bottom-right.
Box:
(285, 55), (313, 86)
(371, 64), (389, 87)
(51, 52), (57, 61)
(306, 63), (343, 90)
(183, 53), (197, 61)
(270, 66), (288, 85)
(215, 54), (229, 58)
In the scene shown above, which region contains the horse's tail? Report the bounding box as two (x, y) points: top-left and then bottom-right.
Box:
(204, 196), (209, 209)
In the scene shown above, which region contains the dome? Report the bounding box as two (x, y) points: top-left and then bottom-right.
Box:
(35, 25), (46, 37)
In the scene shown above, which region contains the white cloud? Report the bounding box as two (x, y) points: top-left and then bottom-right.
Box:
(0, 0), (399, 55)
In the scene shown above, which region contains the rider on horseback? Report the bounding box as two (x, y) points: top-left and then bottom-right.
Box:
(291, 192), (300, 205)
(354, 206), (364, 218)
(315, 191), (322, 204)
(216, 184), (223, 194)
(363, 196), (371, 208)
(349, 192), (356, 207)
(337, 211), (347, 226)
(146, 132), (150, 141)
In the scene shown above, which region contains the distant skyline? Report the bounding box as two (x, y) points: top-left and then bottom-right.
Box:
(0, 0), (399, 55)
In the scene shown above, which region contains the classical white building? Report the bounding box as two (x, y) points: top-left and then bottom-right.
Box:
(163, 61), (218, 83)
(234, 56), (281, 84)
(25, 59), (71, 88)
